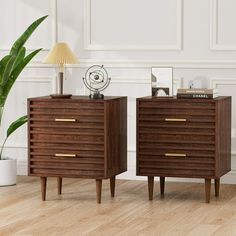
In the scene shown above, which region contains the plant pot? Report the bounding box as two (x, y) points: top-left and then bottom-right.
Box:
(0, 159), (17, 186)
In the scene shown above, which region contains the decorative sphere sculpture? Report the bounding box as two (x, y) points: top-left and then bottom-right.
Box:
(83, 65), (111, 99)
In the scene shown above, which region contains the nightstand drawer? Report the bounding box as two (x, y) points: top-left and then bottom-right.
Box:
(138, 100), (216, 126)
(29, 153), (104, 178)
(30, 143), (104, 158)
(29, 139), (105, 178)
(29, 100), (104, 125)
(139, 142), (215, 159)
(138, 157), (215, 178)
(138, 147), (215, 178)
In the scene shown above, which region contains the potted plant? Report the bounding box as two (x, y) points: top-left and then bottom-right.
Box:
(0, 15), (48, 186)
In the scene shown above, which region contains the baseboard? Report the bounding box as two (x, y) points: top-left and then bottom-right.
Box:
(17, 160), (28, 176)
(18, 160), (236, 184)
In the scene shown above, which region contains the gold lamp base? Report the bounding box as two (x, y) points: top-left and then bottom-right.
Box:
(50, 94), (72, 99)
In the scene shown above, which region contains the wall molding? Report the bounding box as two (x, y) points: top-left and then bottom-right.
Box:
(210, 0), (236, 50)
(27, 59), (236, 69)
(110, 77), (149, 84)
(51, 0), (58, 44)
(84, 0), (183, 51)
(210, 77), (236, 88)
(16, 76), (56, 93)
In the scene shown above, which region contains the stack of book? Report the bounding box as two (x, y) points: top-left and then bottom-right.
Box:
(177, 88), (218, 99)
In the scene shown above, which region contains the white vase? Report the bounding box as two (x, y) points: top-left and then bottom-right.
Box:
(0, 159), (17, 186)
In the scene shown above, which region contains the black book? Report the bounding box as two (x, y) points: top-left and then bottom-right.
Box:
(177, 93), (218, 99)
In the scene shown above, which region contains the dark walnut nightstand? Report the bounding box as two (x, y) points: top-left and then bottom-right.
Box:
(136, 96), (231, 203)
(28, 96), (127, 203)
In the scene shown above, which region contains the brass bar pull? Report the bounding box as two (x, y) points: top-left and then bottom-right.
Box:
(55, 118), (76, 122)
(55, 154), (76, 158)
(165, 118), (187, 122)
(165, 153), (187, 157)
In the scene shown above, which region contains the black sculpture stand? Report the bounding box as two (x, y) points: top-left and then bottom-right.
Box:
(89, 92), (104, 99)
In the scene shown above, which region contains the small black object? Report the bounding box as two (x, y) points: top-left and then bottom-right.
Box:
(50, 94), (72, 99)
(83, 65), (111, 99)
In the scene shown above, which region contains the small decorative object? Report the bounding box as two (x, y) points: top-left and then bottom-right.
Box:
(188, 76), (207, 89)
(43, 42), (79, 98)
(83, 65), (111, 99)
(151, 67), (173, 97)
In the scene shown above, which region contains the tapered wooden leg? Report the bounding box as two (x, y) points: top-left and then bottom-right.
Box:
(160, 177), (165, 196)
(148, 176), (154, 201)
(110, 176), (115, 198)
(96, 179), (102, 204)
(57, 177), (62, 195)
(214, 178), (220, 197)
(205, 179), (211, 203)
(40, 177), (47, 201)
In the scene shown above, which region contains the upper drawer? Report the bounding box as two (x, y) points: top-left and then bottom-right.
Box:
(138, 100), (216, 124)
(29, 100), (104, 116)
(28, 100), (104, 127)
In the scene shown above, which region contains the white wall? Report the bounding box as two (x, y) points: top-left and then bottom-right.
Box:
(1, 0), (236, 183)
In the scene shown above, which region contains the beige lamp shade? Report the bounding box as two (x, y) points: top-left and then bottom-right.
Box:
(43, 42), (79, 65)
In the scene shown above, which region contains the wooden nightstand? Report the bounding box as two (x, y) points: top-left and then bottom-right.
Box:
(136, 96), (231, 203)
(28, 96), (127, 203)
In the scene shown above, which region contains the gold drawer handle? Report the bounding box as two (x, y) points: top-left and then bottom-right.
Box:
(55, 118), (76, 122)
(55, 154), (76, 158)
(165, 153), (187, 157)
(165, 118), (187, 122)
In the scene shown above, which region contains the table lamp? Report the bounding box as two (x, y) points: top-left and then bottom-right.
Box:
(43, 42), (79, 98)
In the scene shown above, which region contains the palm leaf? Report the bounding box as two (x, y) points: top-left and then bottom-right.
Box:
(0, 55), (12, 83)
(6, 115), (27, 138)
(1, 48), (42, 107)
(10, 15), (48, 56)
(0, 15), (47, 159)
(11, 47), (26, 73)
(0, 115), (28, 158)
(11, 48), (42, 81)
(2, 55), (16, 84)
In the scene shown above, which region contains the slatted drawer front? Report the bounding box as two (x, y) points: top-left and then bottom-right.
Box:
(29, 100), (105, 178)
(137, 100), (216, 177)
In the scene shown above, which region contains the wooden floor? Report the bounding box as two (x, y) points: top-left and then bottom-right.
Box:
(1, 177), (236, 236)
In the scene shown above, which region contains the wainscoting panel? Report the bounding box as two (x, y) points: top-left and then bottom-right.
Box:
(210, 0), (236, 50)
(84, 0), (183, 50)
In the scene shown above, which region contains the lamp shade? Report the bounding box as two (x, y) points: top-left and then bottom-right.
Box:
(43, 42), (79, 65)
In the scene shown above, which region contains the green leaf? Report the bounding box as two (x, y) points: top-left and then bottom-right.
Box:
(0, 48), (42, 107)
(0, 115), (27, 159)
(11, 48), (42, 80)
(1, 47), (26, 85)
(2, 55), (16, 84)
(11, 47), (26, 73)
(10, 15), (48, 56)
(0, 15), (47, 159)
(0, 55), (12, 68)
(0, 55), (12, 83)
(6, 115), (27, 138)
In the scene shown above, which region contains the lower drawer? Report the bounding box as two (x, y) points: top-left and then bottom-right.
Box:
(137, 156), (215, 178)
(29, 156), (104, 178)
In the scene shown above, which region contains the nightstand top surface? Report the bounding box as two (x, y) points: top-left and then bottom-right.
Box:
(28, 95), (127, 101)
(137, 96), (231, 102)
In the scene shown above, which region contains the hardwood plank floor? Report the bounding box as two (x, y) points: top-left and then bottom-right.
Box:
(1, 176), (236, 236)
